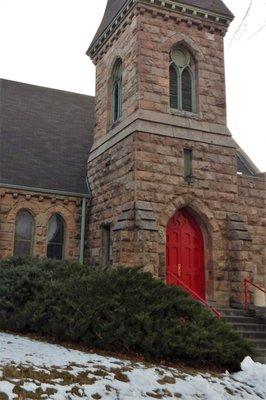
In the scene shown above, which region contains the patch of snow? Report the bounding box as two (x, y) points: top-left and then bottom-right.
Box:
(234, 356), (266, 397)
(0, 332), (118, 369)
(0, 381), (14, 399)
(0, 332), (265, 400)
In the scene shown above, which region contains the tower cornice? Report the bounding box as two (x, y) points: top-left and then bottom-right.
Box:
(87, 0), (234, 59)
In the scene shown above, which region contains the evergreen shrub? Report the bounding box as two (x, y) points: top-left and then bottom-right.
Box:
(0, 258), (252, 370)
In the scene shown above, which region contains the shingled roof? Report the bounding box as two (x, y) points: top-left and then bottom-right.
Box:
(87, 0), (234, 54)
(175, 0), (233, 16)
(0, 79), (94, 196)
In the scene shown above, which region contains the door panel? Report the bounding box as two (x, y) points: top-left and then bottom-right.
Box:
(166, 210), (205, 299)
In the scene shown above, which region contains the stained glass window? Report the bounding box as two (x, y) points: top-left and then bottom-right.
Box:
(47, 214), (65, 260)
(112, 59), (122, 123)
(14, 210), (34, 257)
(169, 46), (196, 113)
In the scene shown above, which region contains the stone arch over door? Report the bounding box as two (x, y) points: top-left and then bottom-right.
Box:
(158, 195), (226, 303)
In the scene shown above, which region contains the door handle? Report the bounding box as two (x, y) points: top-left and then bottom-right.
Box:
(178, 264), (182, 278)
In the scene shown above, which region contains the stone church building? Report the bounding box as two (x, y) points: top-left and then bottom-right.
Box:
(0, 0), (265, 308)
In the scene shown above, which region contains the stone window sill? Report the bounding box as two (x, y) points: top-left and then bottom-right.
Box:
(170, 108), (203, 120)
(108, 118), (122, 133)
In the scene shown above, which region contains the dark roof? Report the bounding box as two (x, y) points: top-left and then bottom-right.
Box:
(175, 1), (233, 17)
(0, 79), (94, 195)
(88, 0), (233, 53)
(88, 0), (126, 53)
(237, 155), (256, 177)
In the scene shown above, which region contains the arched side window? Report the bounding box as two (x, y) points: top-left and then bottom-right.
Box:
(169, 46), (196, 113)
(47, 214), (65, 260)
(14, 210), (35, 257)
(111, 59), (123, 124)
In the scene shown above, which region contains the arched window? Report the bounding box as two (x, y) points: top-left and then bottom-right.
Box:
(47, 214), (65, 260)
(14, 210), (35, 257)
(111, 59), (123, 123)
(169, 45), (196, 113)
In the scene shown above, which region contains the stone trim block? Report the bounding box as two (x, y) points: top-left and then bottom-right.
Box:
(114, 201), (158, 231)
(228, 213), (245, 223)
(228, 213), (252, 242)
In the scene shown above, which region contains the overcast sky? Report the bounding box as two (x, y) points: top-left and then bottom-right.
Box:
(0, 0), (265, 171)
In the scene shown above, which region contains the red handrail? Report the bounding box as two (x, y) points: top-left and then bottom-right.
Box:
(167, 273), (222, 319)
(243, 278), (266, 311)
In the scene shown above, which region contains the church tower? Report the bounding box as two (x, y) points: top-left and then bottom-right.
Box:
(86, 1), (264, 307)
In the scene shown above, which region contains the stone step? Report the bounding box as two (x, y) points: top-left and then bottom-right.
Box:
(255, 355), (266, 363)
(220, 307), (266, 363)
(219, 308), (255, 317)
(237, 331), (266, 340)
(230, 323), (266, 332)
(254, 349), (266, 364)
(222, 315), (263, 324)
(250, 339), (266, 349)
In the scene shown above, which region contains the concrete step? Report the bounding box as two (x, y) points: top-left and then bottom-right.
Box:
(255, 355), (266, 363)
(230, 323), (266, 332)
(219, 308), (255, 317)
(222, 315), (262, 324)
(250, 339), (266, 349)
(237, 331), (266, 340)
(253, 348), (266, 364)
(220, 307), (266, 363)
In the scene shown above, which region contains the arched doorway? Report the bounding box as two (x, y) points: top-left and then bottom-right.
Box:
(166, 209), (205, 299)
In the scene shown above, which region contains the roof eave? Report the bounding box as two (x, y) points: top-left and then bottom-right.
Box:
(86, 0), (234, 59)
(86, 0), (134, 58)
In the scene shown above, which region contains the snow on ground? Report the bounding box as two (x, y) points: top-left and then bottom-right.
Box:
(0, 332), (265, 399)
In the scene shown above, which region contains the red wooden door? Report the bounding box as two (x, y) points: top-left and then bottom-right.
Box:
(166, 210), (205, 299)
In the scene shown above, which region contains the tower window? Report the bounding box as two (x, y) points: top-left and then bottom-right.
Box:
(170, 46), (196, 113)
(102, 225), (112, 266)
(184, 149), (193, 179)
(170, 64), (179, 109)
(14, 210), (35, 257)
(47, 214), (65, 260)
(111, 59), (123, 124)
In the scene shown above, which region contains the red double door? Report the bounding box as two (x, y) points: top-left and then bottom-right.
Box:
(166, 209), (205, 299)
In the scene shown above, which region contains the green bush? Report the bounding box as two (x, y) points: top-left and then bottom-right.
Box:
(0, 258), (252, 370)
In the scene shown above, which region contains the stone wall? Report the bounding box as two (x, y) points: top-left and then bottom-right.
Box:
(88, 129), (265, 307)
(237, 174), (266, 289)
(87, 2), (265, 308)
(87, 135), (136, 265)
(133, 131), (238, 306)
(131, 132), (265, 306)
(0, 188), (82, 260)
(93, 13), (139, 141)
(88, 128), (239, 306)
(137, 8), (227, 125)
(92, 5), (228, 143)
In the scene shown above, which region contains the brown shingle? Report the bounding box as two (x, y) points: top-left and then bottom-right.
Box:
(0, 79), (94, 195)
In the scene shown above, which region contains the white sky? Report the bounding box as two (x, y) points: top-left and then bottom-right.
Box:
(0, 0), (265, 171)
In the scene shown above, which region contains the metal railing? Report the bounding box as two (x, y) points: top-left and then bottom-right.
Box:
(243, 278), (266, 311)
(167, 273), (222, 319)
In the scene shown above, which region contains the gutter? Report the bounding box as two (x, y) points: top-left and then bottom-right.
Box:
(79, 177), (92, 264)
(0, 182), (91, 264)
(0, 182), (91, 199)
(79, 197), (87, 264)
